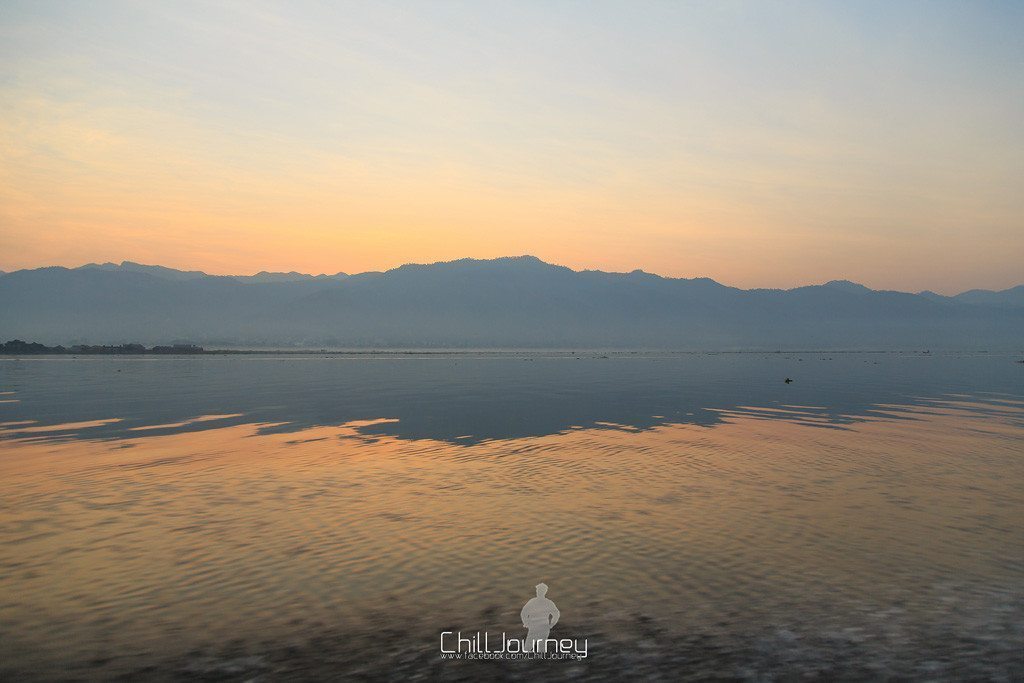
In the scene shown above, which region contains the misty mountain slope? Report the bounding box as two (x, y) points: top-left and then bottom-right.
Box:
(0, 267), (347, 343)
(282, 257), (744, 346)
(954, 285), (1024, 307)
(1, 257), (1021, 349)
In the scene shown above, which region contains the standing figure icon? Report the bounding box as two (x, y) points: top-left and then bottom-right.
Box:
(521, 582), (560, 652)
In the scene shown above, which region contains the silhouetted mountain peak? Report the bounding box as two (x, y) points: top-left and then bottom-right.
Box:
(386, 255), (570, 277)
(459, 255), (551, 267)
(822, 280), (873, 293)
(506, 255), (545, 264)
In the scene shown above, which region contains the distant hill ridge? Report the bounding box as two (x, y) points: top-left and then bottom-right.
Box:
(1, 256), (1021, 349)
(48, 257), (1024, 301)
(79, 260), (348, 283)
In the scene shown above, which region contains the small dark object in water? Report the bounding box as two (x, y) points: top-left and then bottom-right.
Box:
(784, 378), (793, 384)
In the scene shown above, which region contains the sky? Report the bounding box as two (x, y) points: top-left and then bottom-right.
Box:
(1, 0), (1021, 293)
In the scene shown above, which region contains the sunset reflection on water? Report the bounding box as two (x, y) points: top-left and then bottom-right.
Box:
(1, 354), (1022, 679)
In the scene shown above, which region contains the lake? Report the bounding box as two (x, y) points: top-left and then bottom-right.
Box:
(1, 352), (1022, 680)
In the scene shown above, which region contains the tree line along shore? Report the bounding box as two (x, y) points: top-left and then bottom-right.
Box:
(1, 339), (204, 355)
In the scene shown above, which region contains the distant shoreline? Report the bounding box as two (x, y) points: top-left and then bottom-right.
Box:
(1, 341), (1016, 358)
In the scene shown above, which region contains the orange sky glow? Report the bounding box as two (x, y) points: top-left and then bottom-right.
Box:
(1, 2), (1021, 293)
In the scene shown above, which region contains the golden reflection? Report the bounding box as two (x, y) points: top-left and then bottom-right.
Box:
(126, 414), (246, 431)
(0, 405), (1022, 677)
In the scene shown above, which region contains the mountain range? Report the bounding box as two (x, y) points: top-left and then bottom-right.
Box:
(1, 257), (1021, 349)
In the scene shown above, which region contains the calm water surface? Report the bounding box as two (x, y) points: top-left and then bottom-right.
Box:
(1, 352), (1022, 680)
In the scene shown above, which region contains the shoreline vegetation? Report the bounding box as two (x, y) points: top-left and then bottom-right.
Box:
(0, 339), (204, 355)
